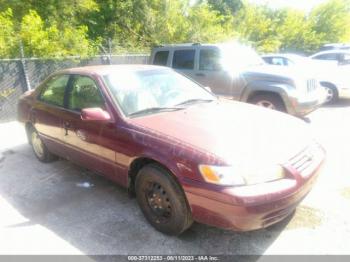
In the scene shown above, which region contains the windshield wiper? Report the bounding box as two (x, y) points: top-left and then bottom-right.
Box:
(128, 107), (183, 117)
(175, 99), (214, 106)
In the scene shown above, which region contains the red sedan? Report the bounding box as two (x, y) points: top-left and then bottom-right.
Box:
(17, 65), (325, 235)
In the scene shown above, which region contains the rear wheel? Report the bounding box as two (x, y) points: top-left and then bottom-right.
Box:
(249, 93), (286, 112)
(28, 126), (57, 162)
(135, 164), (193, 235)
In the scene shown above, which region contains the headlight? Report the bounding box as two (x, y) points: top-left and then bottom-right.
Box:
(199, 164), (286, 187)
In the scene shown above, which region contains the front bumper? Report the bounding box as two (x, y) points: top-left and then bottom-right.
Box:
(183, 146), (325, 231)
(287, 90), (327, 116)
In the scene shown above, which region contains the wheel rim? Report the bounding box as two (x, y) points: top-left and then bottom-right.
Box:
(325, 87), (334, 102)
(32, 131), (44, 158)
(256, 100), (276, 110)
(146, 182), (172, 223)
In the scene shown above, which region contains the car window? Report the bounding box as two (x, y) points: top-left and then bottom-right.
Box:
(314, 53), (338, 61)
(153, 51), (169, 66)
(271, 57), (286, 66)
(172, 50), (195, 70)
(68, 75), (105, 112)
(199, 49), (222, 71)
(39, 74), (70, 107)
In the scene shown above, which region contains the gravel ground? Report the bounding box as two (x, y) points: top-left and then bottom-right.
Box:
(0, 100), (350, 256)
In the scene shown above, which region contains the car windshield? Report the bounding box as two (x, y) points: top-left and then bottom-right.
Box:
(218, 43), (265, 69)
(103, 68), (215, 117)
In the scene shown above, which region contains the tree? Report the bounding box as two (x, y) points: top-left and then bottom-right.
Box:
(0, 9), (17, 58)
(310, 0), (350, 45)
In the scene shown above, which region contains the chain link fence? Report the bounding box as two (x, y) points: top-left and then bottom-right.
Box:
(0, 54), (149, 123)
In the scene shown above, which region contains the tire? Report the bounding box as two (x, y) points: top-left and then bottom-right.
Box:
(28, 126), (57, 163)
(135, 164), (193, 235)
(321, 82), (338, 104)
(249, 93), (286, 112)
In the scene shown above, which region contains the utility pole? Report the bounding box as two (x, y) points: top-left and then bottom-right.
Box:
(19, 40), (31, 91)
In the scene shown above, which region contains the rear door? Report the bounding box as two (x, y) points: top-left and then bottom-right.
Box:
(60, 74), (117, 180)
(32, 74), (70, 155)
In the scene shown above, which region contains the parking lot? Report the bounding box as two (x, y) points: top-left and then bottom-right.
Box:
(0, 100), (350, 256)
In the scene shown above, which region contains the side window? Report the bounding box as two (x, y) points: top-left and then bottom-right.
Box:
(314, 53), (338, 61)
(68, 76), (105, 112)
(199, 49), (222, 71)
(153, 51), (169, 66)
(172, 50), (195, 70)
(40, 75), (69, 107)
(271, 57), (285, 66)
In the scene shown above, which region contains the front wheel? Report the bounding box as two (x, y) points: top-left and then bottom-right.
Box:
(321, 83), (338, 104)
(249, 94), (286, 112)
(135, 164), (193, 235)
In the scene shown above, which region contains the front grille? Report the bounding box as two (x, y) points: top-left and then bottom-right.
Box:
(288, 143), (324, 178)
(307, 79), (318, 92)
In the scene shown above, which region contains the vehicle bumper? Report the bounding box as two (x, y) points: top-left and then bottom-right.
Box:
(287, 92), (326, 116)
(183, 147), (325, 231)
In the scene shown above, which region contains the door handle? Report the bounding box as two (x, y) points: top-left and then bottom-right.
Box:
(195, 73), (206, 77)
(64, 121), (71, 136)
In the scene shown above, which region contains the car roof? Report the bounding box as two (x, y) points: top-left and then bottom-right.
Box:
(58, 64), (168, 76)
(311, 50), (350, 57)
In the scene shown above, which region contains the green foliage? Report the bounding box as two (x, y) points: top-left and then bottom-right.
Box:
(0, 0), (349, 58)
(0, 9), (17, 58)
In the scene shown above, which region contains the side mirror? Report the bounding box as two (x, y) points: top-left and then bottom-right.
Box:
(204, 86), (212, 93)
(81, 108), (111, 121)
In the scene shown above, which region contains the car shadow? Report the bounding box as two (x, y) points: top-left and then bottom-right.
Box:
(0, 143), (291, 257)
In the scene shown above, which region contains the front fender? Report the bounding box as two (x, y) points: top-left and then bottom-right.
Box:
(240, 81), (296, 112)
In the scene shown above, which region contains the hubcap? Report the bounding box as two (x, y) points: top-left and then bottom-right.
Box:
(32, 131), (44, 158)
(146, 182), (172, 223)
(325, 87), (334, 102)
(256, 100), (276, 110)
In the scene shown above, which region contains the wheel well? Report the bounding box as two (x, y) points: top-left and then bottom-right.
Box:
(248, 91), (283, 103)
(127, 157), (182, 197)
(320, 82), (338, 93)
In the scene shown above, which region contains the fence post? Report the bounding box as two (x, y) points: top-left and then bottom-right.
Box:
(19, 41), (31, 91)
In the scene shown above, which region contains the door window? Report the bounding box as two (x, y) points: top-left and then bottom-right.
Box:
(39, 75), (69, 107)
(153, 51), (169, 66)
(199, 49), (222, 71)
(68, 76), (105, 112)
(271, 57), (286, 66)
(314, 53), (338, 61)
(172, 50), (195, 70)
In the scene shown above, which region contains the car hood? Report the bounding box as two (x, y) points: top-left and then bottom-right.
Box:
(128, 100), (313, 167)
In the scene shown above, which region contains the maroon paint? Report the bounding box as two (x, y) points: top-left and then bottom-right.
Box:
(17, 65), (326, 231)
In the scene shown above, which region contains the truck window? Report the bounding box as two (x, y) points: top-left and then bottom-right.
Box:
(172, 50), (195, 70)
(153, 51), (169, 66)
(199, 49), (222, 71)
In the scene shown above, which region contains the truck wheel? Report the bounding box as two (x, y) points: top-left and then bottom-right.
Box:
(28, 126), (57, 163)
(249, 94), (286, 112)
(135, 164), (193, 235)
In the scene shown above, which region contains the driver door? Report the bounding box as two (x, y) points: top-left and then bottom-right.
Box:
(193, 47), (234, 98)
(60, 74), (116, 179)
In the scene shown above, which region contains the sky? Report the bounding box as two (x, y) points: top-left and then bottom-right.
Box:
(248, 0), (329, 12)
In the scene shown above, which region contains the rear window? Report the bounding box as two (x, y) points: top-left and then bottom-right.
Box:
(172, 50), (195, 70)
(153, 51), (169, 66)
